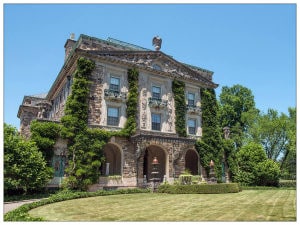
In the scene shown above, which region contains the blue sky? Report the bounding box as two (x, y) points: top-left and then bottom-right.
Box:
(3, 3), (296, 129)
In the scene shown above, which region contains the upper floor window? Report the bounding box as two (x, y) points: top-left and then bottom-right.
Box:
(151, 113), (161, 131)
(107, 107), (119, 126)
(188, 119), (196, 135)
(187, 93), (195, 106)
(152, 86), (161, 100)
(109, 77), (120, 93)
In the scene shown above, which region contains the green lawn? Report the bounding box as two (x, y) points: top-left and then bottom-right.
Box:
(28, 189), (296, 221)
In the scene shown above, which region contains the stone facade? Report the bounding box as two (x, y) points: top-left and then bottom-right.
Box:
(18, 34), (221, 189)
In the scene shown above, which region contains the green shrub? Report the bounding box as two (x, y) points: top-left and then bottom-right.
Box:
(4, 188), (150, 221)
(157, 183), (240, 194)
(279, 180), (296, 188)
(179, 175), (193, 185)
(255, 159), (280, 187)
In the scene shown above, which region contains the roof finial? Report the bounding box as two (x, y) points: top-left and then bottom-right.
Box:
(152, 36), (162, 51)
(70, 33), (75, 40)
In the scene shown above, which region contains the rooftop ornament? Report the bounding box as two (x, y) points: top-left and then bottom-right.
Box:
(152, 36), (162, 51)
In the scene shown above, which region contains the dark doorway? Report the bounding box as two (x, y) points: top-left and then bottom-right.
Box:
(185, 149), (199, 175)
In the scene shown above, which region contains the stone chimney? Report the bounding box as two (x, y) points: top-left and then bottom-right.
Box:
(64, 33), (76, 61)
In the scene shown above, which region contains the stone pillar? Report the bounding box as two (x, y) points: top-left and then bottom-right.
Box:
(105, 163), (110, 176)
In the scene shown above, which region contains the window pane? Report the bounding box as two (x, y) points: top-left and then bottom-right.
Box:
(151, 113), (161, 131)
(110, 77), (120, 85)
(108, 107), (119, 117)
(110, 77), (120, 92)
(188, 93), (195, 106)
(188, 119), (196, 134)
(152, 86), (161, 99)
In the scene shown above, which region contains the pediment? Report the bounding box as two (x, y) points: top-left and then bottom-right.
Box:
(80, 50), (218, 88)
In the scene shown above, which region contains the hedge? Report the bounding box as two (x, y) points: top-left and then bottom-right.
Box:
(279, 180), (296, 188)
(157, 183), (240, 194)
(4, 188), (150, 221)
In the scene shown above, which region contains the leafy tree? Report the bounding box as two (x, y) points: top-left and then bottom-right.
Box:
(280, 107), (296, 178)
(4, 123), (52, 195)
(196, 88), (223, 180)
(219, 84), (259, 148)
(249, 109), (289, 162)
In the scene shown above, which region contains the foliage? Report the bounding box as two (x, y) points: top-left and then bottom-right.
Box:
(279, 107), (296, 177)
(255, 159), (280, 187)
(196, 88), (223, 180)
(235, 142), (280, 187)
(248, 109), (289, 161)
(120, 68), (139, 136)
(178, 174), (193, 185)
(4, 123), (53, 195)
(172, 79), (187, 137)
(223, 139), (238, 181)
(278, 180), (296, 188)
(63, 128), (112, 190)
(4, 188), (150, 221)
(30, 120), (62, 163)
(219, 84), (259, 148)
(157, 183), (240, 194)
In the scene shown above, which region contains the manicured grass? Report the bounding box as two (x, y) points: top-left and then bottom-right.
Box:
(28, 190), (296, 221)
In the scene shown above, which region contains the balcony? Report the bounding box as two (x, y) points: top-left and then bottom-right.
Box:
(148, 97), (168, 109)
(104, 89), (127, 102)
(187, 104), (202, 115)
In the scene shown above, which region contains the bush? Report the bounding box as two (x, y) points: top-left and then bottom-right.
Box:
(255, 159), (280, 187)
(4, 188), (150, 221)
(179, 175), (193, 185)
(279, 180), (296, 188)
(157, 183), (240, 194)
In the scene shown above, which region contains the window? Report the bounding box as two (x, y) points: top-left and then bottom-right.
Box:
(107, 107), (119, 126)
(109, 77), (120, 93)
(152, 86), (161, 100)
(187, 93), (195, 106)
(188, 119), (196, 135)
(151, 113), (161, 131)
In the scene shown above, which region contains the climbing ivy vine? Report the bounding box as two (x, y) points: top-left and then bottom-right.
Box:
(172, 79), (187, 137)
(195, 88), (223, 181)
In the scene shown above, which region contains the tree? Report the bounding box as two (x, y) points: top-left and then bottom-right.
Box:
(249, 109), (289, 162)
(219, 84), (259, 148)
(196, 88), (223, 180)
(4, 123), (52, 195)
(280, 107), (296, 178)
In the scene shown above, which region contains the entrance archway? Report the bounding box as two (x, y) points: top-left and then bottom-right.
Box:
(185, 149), (199, 175)
(101, 143), (122, 176)
(143, 145), (167, 182)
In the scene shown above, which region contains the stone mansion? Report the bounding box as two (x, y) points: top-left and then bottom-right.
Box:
(17, 34), (221, 189)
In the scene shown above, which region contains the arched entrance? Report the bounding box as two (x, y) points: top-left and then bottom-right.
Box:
(143, 145), (167, 182)
(101, 143), (122, 176)
(185, 149), (199, 175)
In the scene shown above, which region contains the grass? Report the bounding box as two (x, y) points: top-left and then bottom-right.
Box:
(28, 189), (296, 221)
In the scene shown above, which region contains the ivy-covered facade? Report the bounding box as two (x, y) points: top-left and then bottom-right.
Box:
(17, 34), (222, 190)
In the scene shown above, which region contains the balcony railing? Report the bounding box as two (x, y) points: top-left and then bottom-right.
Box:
(148, 97), (168, 109)
(186, 104), (202, 115)
(104, 89), (127, 102)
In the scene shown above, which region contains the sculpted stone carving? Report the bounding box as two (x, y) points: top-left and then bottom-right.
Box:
(152, 36), (162, 51)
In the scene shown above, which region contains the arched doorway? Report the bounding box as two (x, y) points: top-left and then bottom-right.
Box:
(185, 149), (199, 175)
(143, 145), (167, 182)
(101, 143), (122, 176)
